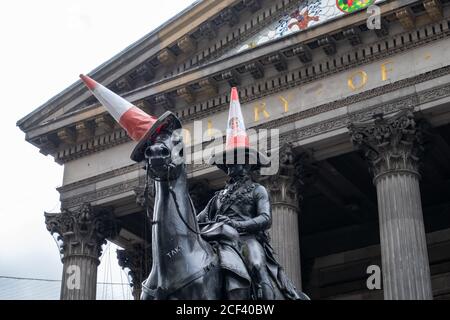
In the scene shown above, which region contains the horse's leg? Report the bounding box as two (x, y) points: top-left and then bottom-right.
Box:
(166, 268), (222, 300)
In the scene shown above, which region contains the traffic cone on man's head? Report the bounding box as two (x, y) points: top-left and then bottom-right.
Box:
(226, 87), (250, 150)
(79, 74), (181, 162)
(209, 87), (269, 172)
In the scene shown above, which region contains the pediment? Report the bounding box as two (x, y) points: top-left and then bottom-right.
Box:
(18, 0), (387, 135)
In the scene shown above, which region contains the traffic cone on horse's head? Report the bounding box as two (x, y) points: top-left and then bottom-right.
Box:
(80, 74), (181, 163)
(209, 87), (269, 172)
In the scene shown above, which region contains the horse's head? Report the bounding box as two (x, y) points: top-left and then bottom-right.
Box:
(144, 130), (184, 181)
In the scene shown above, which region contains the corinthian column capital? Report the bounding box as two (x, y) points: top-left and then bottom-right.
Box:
(348, 110), (427, 179)
(258, 143), (315, 206)
(45, 203), (119, 262)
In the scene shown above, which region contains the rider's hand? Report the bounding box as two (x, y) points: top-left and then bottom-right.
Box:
(219, 216), (232, 225)
(230, 221), (244, 231)
(217, 216), (234, 227)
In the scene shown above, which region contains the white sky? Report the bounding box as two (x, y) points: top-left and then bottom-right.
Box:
(0, 0), (197, 299)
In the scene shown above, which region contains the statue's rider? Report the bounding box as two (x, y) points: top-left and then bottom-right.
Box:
(198, 87), (302, 300)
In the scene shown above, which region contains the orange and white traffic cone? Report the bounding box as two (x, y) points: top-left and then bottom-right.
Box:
(79, 74), (181, 162)
(209, 87), (269, 171)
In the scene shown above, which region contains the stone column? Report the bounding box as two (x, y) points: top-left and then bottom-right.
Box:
(117, 244), (151, 300)
(45, 203), (118, 300)
(349, 110), (433, 300)
(259, 144), (304, 290)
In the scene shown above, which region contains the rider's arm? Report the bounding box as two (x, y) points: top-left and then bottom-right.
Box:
(197, 195), (217, 223)
(232, 185), (272, 233)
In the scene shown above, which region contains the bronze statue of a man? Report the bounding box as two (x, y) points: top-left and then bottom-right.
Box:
(198, 158), (304, 300)
(196, 87), (306, 300)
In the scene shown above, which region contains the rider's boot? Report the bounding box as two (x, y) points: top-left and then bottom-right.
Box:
(253, 267), (275, 300)
(260, 281), (275, 300)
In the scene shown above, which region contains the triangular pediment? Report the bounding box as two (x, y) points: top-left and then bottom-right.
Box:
(18, 0), (386, 135)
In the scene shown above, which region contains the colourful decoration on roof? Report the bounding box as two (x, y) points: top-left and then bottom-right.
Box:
(336, 0), (376, 13)
(227, 0), (384, 56)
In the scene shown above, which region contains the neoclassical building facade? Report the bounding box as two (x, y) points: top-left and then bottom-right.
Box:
(17, 0), (450, 300)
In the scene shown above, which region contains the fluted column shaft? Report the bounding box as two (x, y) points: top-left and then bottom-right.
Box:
(375, 170), (432, 299)
(270, 190), (302, 289)
(260, 145), (303, 290)
(61, 253), (99, 300)
(349, 110), (432, 300)
(45, 203), (117, 300)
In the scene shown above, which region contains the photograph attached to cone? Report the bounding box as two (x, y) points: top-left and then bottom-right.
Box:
(79, 74), (181, 162)
(209, 87), (270, 172)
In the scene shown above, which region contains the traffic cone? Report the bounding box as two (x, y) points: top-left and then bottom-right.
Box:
(226, 87), (250, 150)
(209, 87), (269, 172)
(80, 74), (181, 162)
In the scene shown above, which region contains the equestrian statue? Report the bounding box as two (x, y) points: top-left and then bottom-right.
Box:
(80, 75), (309, 300)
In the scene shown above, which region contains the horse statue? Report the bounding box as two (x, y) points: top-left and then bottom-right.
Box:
(77, 74), (307, 300)
(140, 129), (305, 300)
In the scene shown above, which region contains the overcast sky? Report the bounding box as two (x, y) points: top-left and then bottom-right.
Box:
(0, 0), (197, 299)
